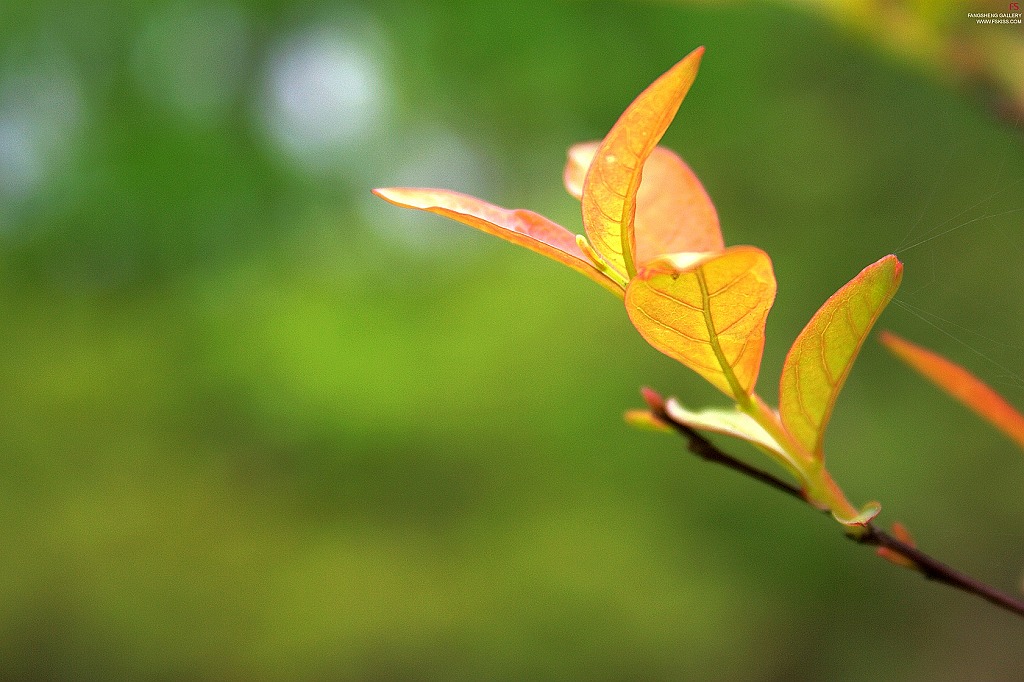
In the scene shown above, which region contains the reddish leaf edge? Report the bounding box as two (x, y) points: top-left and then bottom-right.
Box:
(372, 187), (626, 297)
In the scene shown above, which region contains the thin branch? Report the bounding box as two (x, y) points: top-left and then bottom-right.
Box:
(658, 407), (806, 503)
(856, 526), (1024, 618)
(644, 390), (1024, 620)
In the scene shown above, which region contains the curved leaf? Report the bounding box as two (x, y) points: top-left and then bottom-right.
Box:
(372, 187), (622, 296)
(779, 255), (903, 460)
(625, 246), (776, 399)
(581, 47), (705, 277)
(837, 501), (881, 526)
(563, 142), (598, 200)
(565, 142), (723, 263)
(880, 331), (1024, 452)
(665, 398), (787, 458)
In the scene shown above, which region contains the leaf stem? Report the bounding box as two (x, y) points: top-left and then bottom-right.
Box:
(644, 389), (1024, 620)
(694, 269), (747, 401)
(576, 235), (629, 290)
(735, 392), (865, 525)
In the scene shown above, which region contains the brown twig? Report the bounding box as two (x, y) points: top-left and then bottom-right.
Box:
(643, 389), (1024, 620)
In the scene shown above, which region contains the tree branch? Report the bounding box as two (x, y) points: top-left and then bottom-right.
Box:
(643, 390), (1024, 620)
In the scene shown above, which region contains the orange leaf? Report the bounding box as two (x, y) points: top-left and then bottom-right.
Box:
(625, 246), (776, 400)
(564, 143), (722, 263)
(372, 187), (622, 296)
(877, 521), (918, 570)
(581, 47), (705, 277)
(779, 255), (902, 460)
(880, 331), (1024, 451)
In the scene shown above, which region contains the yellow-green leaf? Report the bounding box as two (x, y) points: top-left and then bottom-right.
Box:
(624, 408), (673, 432)
(779, 255), (903, 460)
(625, 246), (776, 400)
(581, 47), (704, 278)
(838, 500), (882, 526)
(665, 399), (787, 459)
(372, 187), (622, 296)
(564, 142), (722, 263)
(880, 331), (1024, 452)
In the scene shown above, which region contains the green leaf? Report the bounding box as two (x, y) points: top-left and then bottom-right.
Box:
(625, 246), (776, 400)
(581, 47), (704, 277)
(372, 187), (622, 296)
(564, 142), (722, 263)
(779, 255), (903, 460)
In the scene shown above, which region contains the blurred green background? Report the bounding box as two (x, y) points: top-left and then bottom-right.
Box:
(1, 0), (1023, 679)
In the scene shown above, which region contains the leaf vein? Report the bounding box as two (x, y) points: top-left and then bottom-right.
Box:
(715, 301), (761, 335)
(632, 305), (708, 344)
(794, 356), (821, 429)
(645, 284), (703, 312)
(707, 270), (750, 298)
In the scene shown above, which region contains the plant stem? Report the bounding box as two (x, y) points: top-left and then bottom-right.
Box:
(644, 390), (1024, 620)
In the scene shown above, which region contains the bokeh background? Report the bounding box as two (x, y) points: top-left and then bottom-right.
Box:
(2, 0), (1023, 679)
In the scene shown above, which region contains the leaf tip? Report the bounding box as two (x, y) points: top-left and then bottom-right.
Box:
(641, 387), (666, 412)
(881, 253), (904, 281)
(666, 46), (706, 78)
(865, 254), (904, 291)
(625, 408), (672, 433)
(890, 521), (915, 546)
(833, 500), (881, 527)
(372, 186), (409, 207)
(878, 329), (896, 346)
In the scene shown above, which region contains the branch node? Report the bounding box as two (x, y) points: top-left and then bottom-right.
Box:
(648, 388), (1024, 619)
